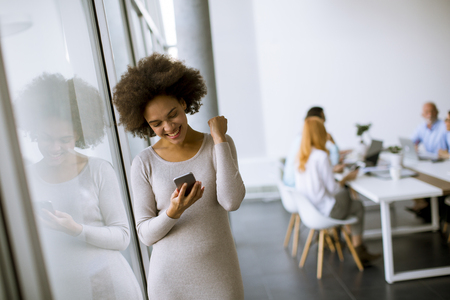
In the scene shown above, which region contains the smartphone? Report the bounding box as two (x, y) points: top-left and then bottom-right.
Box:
(173, 172), (196, 195)
(36, 201), (55, 214)
(350, 165), (361, 171)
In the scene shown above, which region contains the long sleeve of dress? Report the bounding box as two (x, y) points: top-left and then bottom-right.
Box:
(77, 161), (130, 251)
(131, 155), (178, 246)
(214, 135), (246, 211)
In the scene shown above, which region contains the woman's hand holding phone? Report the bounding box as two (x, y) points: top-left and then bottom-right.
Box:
(167, 181), (205, 219)
(39, 210), (83, 236)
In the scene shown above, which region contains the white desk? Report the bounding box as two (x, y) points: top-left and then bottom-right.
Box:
(345, 175), (444, 283)
(403, 159), (450, 183)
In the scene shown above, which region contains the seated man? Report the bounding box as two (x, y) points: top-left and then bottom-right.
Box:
(411, 102), (447, 154)
(409, 103), (448, 221)
(283, 107), (345, 187)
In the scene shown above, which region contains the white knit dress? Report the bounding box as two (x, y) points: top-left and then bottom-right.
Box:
(131, 133), (245, 300)
(29, 157), (143, 300)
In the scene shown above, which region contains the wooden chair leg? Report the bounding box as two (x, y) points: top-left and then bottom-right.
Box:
(317, 230), (325, 279)
(284, 213), (296, 248)
(325, 231), (336, 253)
(442, 222), (448, 234)
(299, 229), (315, 268)
(344, 224), (351, 235)
(292, 214), (301, 257)
(332, 228), (344, 262)
(342, 230), (364, 271)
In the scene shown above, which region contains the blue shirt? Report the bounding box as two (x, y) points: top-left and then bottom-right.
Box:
(444, 131), (450, 151)
(411, 119), (447, 154)
(283, 134), (339, 187)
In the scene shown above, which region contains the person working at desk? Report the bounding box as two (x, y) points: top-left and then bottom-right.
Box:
(438, 110), (450, 159)
(283, 106), (347, 187)
(408, 103), (448, 220)
(411, 102), (447, 154)
(295, 117), (380, 265)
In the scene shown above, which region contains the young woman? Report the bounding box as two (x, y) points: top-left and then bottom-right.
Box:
(294, 116), (380, 265)
(112, 53), (245, 299)
(17, 74), (143, 299)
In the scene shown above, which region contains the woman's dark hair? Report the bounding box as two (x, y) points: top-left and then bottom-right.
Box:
(112, 53), (207, 138)
(305, 106), (324, 119)
(16, 73), (106, 149)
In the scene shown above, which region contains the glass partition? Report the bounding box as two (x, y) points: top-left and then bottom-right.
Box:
(0, 0), (145, 299)
(104, 0), (150, 159)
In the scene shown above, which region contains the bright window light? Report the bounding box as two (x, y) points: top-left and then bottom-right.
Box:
(159, 0), (177, 47)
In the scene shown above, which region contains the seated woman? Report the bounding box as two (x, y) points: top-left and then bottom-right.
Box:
(294, 116), (380, 265)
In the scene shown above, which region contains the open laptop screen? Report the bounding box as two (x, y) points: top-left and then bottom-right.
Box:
(365, 140), (383, 166)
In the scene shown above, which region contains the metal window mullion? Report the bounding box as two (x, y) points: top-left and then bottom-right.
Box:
(132, 0), (167, 48)
(123, 0), (141, 64)
(92, 0), (151, 288)
(140, 16), (153, 55)
(0, 41), (53, 300)
(0, 194), (21, 300)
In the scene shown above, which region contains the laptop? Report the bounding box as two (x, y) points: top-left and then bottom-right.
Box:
(364, 139), (383, 166)
(399, 137), (438, 161)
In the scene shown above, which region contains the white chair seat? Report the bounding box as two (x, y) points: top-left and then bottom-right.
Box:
(289, 189), (364, 278)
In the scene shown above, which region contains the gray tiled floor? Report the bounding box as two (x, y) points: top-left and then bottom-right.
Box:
(230, 199), (450, 300)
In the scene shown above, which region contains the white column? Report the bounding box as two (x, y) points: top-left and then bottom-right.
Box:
(172, 0), (218, 133)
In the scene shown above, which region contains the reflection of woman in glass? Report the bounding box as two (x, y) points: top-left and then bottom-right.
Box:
(113, 53), (245, 299)
(17, 73), (142, 300)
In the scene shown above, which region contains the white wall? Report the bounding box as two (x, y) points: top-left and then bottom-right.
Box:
(253, 0), (450, 156)
(208, 0), (266, 159)
(209, 0), (450, 188)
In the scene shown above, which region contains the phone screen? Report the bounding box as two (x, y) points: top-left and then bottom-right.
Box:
(36, 201), (55, 214)
(173, 172), (196, 195)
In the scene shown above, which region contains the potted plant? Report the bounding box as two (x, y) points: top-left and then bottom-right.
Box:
(387, 145), (403, 167)
(356, 123), (371, 143)
(355, 123), (371, 160)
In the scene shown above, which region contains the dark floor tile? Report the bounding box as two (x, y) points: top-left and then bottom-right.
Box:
(327, 257), (386, 290)
(270, 287), (353, 300)
(420, 276), (450, 300)
(242, 276), (271, 300)
(352, 281), (445, 300)
(392, 232), (450, 272)
(263, 268), (344, 292)
(236, 246), (265, 277)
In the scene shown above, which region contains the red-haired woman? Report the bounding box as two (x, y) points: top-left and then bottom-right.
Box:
(295, 117), (380, 265)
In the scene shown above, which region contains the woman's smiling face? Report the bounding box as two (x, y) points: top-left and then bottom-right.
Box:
(144, 95), (188, 144)
(36, 117), (77, 166)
